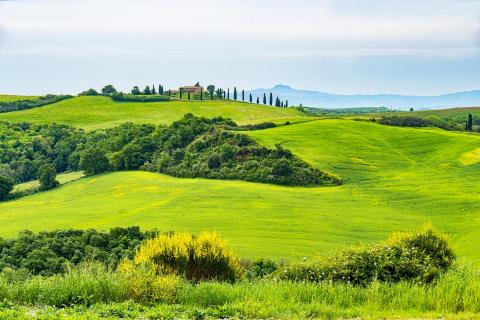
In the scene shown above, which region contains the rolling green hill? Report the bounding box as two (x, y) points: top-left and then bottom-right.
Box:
(2, 119), (479, 264)
(0, 96), (306, 130)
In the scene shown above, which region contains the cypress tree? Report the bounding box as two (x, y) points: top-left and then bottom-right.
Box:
(227, 88), (230, 100)
(285, 100), (289, 108)
(242, 90), (245, 101)
(269, 93), (273, 106)
(151, 84), (157, 95)
(188, 92), (191, 100)
(256, 97), (260, 104)
(159, 84), (164, 95)
(249, 93), (252, 103)
(468, 113), (473, 131)
(223, 90), (226, 99)
(200, 88), (203, 100)
(168, 89), (171, 96)
(263, 93), (267, 104)
(179, 88), (183, 99)
(234, 87), (237, 100)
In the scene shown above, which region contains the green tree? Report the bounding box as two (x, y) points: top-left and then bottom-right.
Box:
(143, 86), (152, 95)
(256, 97), (260, 104)
(272, 159), (293, 176)
(0, 174), (14, 201)
(285, 100), (289, 107)
(188, 92), (191, 100)
(207, 153), (222, 169)
(131, 86), (141, 95)
(37, 164), (59, 190)
(249, 93), (252, 103)
(263, 93), (267, 104)
(159, 84), (164, 95)
(79, 148), (110, 176)
(207, 85), (215, 100)
(242, 90), (245, 101)
(269, 93), (273, 106)
(101, 85), (117, 96)
(227, 88), (230, 100)
(234, 87), (238, 100)
(467, 113), (473, 131)
(151, 84), (157, 95)
(79, 88), (98, 96)
(179, 88), (183, 99)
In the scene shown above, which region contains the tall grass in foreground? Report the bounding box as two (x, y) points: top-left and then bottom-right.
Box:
(0, 263), (478, 318)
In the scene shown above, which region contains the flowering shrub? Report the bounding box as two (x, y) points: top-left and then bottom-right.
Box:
(134, 232), (244, 282)
(277, 226), (455, 285)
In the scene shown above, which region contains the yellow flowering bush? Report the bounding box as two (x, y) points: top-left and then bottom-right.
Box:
(134, 232), (244, 282)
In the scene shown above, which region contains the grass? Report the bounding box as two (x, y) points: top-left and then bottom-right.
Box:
(0, 96), (306, 130)
(13, 171), (85, 192)
(1, 119), (480, 265)
(0, 263), (478, 319)
(0, 94), (39, 102)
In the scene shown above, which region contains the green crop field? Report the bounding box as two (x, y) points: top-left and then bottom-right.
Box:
(1, 118), (479, 264)
(13, 171), (84, 192)
(0, 94), (39, 102)
(0, 96), (306, 130)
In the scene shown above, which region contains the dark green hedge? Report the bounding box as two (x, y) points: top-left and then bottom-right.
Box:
(111, 93), (170, 102)
(0, 95), (73, 113)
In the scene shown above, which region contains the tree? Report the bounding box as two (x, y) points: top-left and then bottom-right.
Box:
(242, 90), (245, 101)
(151, 84), (157, 95)
(285, 100), (289, 108)
(131, 86), (141, 95)
(143, 86), (152, 95)
(195, 82), (201, 87)
(188, 92), (191, 100)
(207, 85), (215, 100)
(233, 87), (238, 100)
(263, 93), (267, 104)
(159, 84), (164, 95)
(79, 88), (98, 96)
(275, 97), (281, 107)
(37, 164), (59, 190)
(272, 159), (293, 176)
(200, 88), (203, 100)
(207, 153), (221, 169)
(79, 148), (110, 176)
(179, 88), (183, 99)
(101, 85), (117, 96)
(249, 93), (252, 103)
(467, 113), (473, 131)
(269, 93), (273, 106)
(256, 97), (260, 104)
(409, 108), (414, 112)
(0, 174), (14, 201)
(223, 90), (226, 99)
(227, 88), (230, 100)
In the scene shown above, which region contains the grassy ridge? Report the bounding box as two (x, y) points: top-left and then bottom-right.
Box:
(2, 119), (480, 264)
(0, 94), (39, 102)
(0, 96), (306, 130)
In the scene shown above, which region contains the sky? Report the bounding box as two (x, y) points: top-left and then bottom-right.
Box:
(0, 0), (479, 95)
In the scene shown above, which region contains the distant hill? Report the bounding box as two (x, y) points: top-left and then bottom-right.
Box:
(247, 85), (480, 110)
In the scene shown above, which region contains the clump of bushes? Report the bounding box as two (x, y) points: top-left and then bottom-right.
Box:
(245, 258), (279, 280)
(0, 227), (156, 276)
(376, 115), (458, 131)
(231, 122), (277, 131)
(134, 232), (244, 282)
(277, 226), (455, 285)
(111, 93), (170, 102)
(0, 95), (72, 113)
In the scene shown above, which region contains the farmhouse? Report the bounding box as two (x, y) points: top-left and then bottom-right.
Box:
(181, 85), (203, 94)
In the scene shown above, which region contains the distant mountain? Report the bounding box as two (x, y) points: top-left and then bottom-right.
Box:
(246, 85), (480, 110)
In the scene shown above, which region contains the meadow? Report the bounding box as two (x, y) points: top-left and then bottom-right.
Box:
(0, 96), (306, 130)
(1, 117), (479, 265)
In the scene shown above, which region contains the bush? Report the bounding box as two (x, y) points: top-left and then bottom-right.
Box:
(111, 93), (170, 102)
(0, 174), (14, 201)
(134, 232), (244, 282)
(245, 258), (279, 280)
(79, 148), (110, 176)
(277, 226), (455, 285)
(0, 95), (72, 113)
(78, 88), (99, 96)
(37, 164), (59, 190)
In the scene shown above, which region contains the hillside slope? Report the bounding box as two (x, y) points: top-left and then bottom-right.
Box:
(1, 119), (479, 264)
(0, 96), (306, 130)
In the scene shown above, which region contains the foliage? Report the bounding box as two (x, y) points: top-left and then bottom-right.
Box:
(277, 226), (455, 285)
(0, 227), (154, 276)
(101, 85), (117, 96)
(376, 115), (459, 130)
(37, 163), (59, 190)
(79, 148), (110, 176)
(149, 114), (340, 186)
(78, 88), (99, 96)
(110, 93), (170, 102)
(0, 95), (72, 113)
(0, 174), (14, 200)
(134, 231), (244, 282)
(245, 258), (279, 280)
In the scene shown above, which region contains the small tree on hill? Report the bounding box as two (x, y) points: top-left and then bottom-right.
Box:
(143, 86), (152, 95)
(151, 84), (157, 95)
(269, 93), (273, 106)
(285, 100), (289, 108)
(467, 113), (473, 131)
(179, 88), (183, 99)
(249, 93), (252, 103)
(256, 97), (260, 104)
(101, 85), (117, 96)
(188, 92), (191, 100)
(37, 164), (59, 190)
(227, 88), (230, 100)
(207, 85), (215, 100)
(131, 86), (141, 95)
(242, 90), (245, 101)
(233, 87), (238, 100)
(263, 93), (267, 105)
(79, 148), (110, 176)
(159, 84), (164, 95)
(0, 174), (13, 201)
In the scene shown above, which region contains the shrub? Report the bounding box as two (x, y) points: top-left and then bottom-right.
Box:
(0, 174), (14, 200)
(245, 258), (279, 280)
(134, 232), (244, 282)
(111, 93), (170, 102)
(277, 226), (455, 285)
(37, 164), (59, 190)
(0, 95), (72, 113)
(79, 148), (110, 176)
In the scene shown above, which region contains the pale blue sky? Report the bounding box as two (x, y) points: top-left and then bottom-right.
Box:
(0, 0), (479, 95)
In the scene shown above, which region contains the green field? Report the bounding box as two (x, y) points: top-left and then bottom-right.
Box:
(0, 96), (306, 130)
(13, 172), (84, 192)
(1, 118), (479, 264)
(0, 94), (39, 102)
